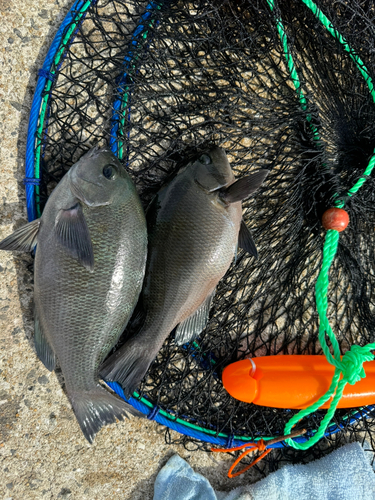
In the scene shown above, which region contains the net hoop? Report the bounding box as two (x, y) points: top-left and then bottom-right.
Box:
(24, 0), (375, 451)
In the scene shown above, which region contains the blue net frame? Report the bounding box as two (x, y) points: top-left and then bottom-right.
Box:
(24, 0), (375, 456)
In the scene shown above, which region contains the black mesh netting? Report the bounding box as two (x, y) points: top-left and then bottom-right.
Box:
(34, 0), (375, 472)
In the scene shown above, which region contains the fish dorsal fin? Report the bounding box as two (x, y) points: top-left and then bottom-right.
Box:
(238, 220), (258, 259)
(220, 170), (269, 204)
(55, 203), (94, 271)
(174, 289), (216, 346)
(0, 218), (40, 252)
(34, 307), (56, 372)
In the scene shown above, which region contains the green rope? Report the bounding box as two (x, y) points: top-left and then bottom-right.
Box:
(300, 0), (375, 103)
(265, 0), (375, 450)
(265, 0), (321, 144)
(284, 230), (375, 449)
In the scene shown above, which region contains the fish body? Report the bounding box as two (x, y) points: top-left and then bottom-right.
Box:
(0, 148), (147, 442)
(101, 147), (268, 396)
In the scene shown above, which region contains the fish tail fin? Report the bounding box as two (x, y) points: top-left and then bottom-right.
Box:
(69, 383), (143, 443)
(100, 338), (154, 399)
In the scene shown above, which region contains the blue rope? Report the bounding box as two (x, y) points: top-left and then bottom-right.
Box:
(25, 0), (93, 222)
(226, 434), (235, 449)
(106, 381), (374, 449)
(41, 1), (99, 168)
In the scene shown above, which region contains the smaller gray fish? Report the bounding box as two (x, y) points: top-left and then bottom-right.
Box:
(0, 148), (148, 442)
(100, 146), (268, 397)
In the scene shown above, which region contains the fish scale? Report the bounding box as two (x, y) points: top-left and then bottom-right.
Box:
(144, 183), (240, 331)
(37, 201), (145, 391)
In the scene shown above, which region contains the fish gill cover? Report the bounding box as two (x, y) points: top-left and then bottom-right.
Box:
(26, 0), (375, 472)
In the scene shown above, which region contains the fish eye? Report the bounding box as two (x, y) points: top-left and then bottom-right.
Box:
(199, 154), (212, 165)
(102, 164), (117, 180)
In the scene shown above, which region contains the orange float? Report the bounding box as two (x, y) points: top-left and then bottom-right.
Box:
(321, 207), (349, 232)
(222, 355), (375, 409)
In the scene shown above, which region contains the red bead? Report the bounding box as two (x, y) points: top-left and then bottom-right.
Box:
(322, 208), (349, 232)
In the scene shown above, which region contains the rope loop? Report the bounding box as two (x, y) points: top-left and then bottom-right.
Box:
(23, 177), (41, 186)
(226, 433), (235, 449)
(38, 69), (55, 82)
(147, 405), (160, 420)
(265, 0), (375, 453)
(211, 429), (306, 477)
(339, 345), (375, 386)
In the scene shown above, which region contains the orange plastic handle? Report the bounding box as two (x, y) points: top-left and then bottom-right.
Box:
(222, 355), (375, 409)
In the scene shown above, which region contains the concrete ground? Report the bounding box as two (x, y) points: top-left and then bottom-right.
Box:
(0, 1), (263, 498)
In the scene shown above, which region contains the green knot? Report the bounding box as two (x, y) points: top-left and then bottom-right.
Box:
(338, 345), (375, 385)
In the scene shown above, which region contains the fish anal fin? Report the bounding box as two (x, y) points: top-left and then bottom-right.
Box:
(238, 220), (258, 259)
(69, 384), (143, 443)
(221, 170), (269, 204)
(0, 218), (40, 252)
(175, 290), (216, 346)
(34, 308), (56, 371)
(55, 203), (94, 271)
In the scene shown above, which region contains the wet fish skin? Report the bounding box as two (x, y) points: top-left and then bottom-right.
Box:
(100, 146), (268, 396)
(0, 148), (148, 442)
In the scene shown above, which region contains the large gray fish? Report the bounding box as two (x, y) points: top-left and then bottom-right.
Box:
(100, 146), (268, 396)
(0, 148), (147, 442)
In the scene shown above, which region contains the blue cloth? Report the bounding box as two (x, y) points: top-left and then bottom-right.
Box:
(153, 453), (217, 500)
(153, 442), (375, 500)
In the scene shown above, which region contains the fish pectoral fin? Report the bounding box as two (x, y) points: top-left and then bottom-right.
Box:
(174, 289), (216, 346)
(220, 169), (269, 204)
(0, 218), (40, 252)
(55, 203), (94, 271)
(238, 220), (258, 259)
(34, 307), (56, 371)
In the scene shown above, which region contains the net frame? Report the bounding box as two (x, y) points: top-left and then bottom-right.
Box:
(23, 0), (375, 460)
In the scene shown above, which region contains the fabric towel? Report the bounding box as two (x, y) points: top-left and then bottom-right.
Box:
(153, 442), (375, 500)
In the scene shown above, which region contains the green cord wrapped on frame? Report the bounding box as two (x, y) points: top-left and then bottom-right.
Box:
(266, 0), (375, 451)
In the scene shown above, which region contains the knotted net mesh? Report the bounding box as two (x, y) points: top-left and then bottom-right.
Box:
(32, 0), (375, 471)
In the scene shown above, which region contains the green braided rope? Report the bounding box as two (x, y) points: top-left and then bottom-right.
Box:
(128, 0), (375, 451)
(300, 0), (375, 103)
(285, 230), (375, 449)
(335, 154), (375, 208)
(265, 0), (320, 143)
(264, 0), (375, 450)
(298, 0), (375, 211)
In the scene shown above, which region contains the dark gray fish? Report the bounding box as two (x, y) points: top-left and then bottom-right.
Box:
(0, 148), (147, 442)
(100, 146), (268, 396)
